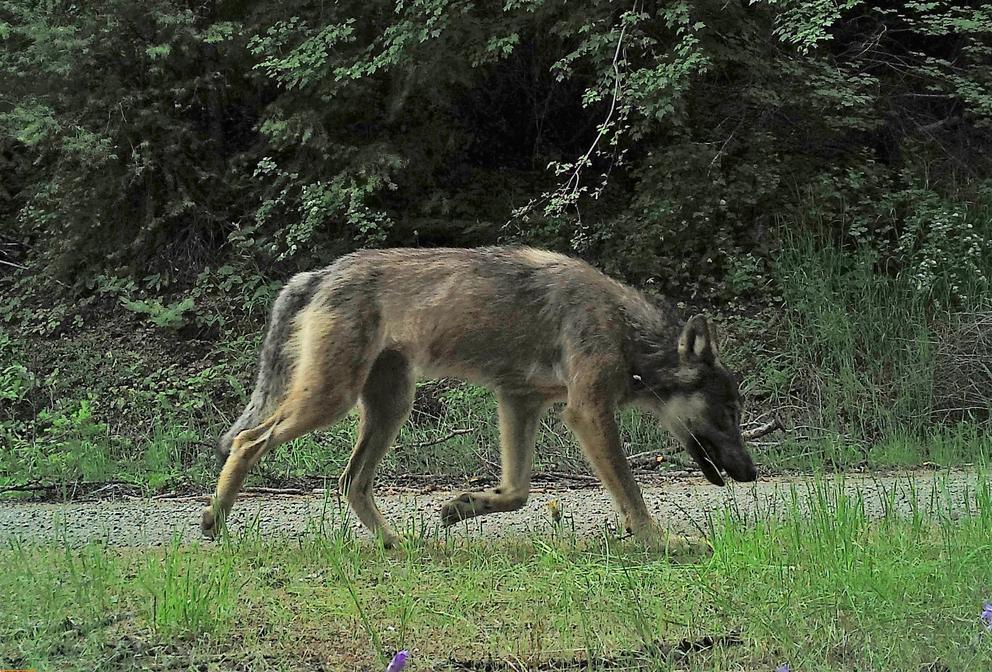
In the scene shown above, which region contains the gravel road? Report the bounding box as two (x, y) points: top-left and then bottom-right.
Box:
(0, 469), (984, 548)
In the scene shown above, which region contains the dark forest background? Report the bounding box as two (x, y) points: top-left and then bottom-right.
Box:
(1, 0), (991, 490)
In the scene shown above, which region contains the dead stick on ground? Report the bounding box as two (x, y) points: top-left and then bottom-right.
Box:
(534, 470), (600, 483)
(0, 482), (54, 494)
(0, 258), (28, 270)
(0, 480), (136, 495)
(239, 487), (311, 496)
(742, 417), (785, 441)
(396, 427), (476, 451)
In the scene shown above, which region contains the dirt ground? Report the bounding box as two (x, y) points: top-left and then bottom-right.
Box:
(0, 468), (983, 547)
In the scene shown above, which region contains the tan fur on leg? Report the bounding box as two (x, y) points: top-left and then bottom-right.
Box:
(441, 392), (547, 526)
(202, 308), (376, 539)
(563, 394), (706, 554)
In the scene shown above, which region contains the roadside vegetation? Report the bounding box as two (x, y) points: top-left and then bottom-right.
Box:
(2, 2), (991, 670)
(2, 227), (989, 495)
(2, 1), (991, 496)
(4, 475), (992, 670)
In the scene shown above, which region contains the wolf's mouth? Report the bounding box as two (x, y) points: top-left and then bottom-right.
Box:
(685, 437), (726, 486)
(684, 434), (758, 486)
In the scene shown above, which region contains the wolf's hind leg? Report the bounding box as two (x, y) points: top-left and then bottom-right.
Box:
(201, 412), (280, 537)
(201, 387), (358, 538)
(339, 350), (414, 548)
(202, 310), (374, 538)
(441, 392), (546, 527)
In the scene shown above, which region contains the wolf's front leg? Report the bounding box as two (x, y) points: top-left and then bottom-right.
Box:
(562, 396), (708, 554)
(441, 392), (547, 526)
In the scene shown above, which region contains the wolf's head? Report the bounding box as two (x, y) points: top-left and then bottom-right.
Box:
(640, 314), (757, 486)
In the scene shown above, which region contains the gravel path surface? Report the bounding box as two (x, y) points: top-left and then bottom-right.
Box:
(0, 469), (983, 547)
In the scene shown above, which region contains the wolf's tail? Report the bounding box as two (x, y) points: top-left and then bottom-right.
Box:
(216, 271), (324, 460)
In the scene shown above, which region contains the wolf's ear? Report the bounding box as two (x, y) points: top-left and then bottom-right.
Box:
(678, 314), (718, 365)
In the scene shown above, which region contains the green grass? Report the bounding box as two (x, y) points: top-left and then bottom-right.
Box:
(4, 366), (985, 497)
(769, 233), (991, 440)
(3, 474), (992, 671)
(0, 372), (673, 494)
(755, 422), (990, 473)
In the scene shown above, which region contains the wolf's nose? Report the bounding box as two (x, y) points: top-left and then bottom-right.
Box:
(739, 462), (758, 482)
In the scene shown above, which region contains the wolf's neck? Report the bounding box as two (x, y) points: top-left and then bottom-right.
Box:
(622, 297), (685, 398)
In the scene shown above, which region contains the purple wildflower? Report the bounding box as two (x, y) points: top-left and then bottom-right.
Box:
(775, 665), (791, 672)
(982, 601), (992, 631)
(386, 650), (408, 672)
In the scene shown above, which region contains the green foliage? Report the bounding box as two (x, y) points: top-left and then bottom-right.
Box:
(0, 333), (34, 402)
(1, 385), (118, 487)
(893, 191), (990, 304)
(121, 297), (195, 330)
(2, 0), (990, 284)
(0, 0), (256, 278)
(1, 0), (991, 488)
(769, 231), (991, 446)
(139, 538), (240, 637)
(4, 477), (992, 669)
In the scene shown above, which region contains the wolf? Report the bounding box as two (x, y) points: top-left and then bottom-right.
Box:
(201, 246), (757, 549)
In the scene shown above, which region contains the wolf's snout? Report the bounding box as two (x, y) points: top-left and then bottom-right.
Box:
(721, 436), (758, 482)
(685, 432), (757, 486)
(726, 455), (758, 482)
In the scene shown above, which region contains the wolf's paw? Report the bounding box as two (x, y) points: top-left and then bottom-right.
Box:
(440, 493), (480, 527)
(631, 522), (711, 557)
(380, 530), (404, 550)
(658, 533), (712, 557)
(200, 501), (224, 540)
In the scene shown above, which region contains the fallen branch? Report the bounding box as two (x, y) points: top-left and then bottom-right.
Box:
(627, 448), (671, 463)
(0, 482), (54, 494)
(743, 416), (785, 441)
(240, 486), (312, 496)
(396, 427), (476, 451)
(533, 470), (600, 484)
(0, 258), (28, 270)
(84, 482), (130, 499)
(628, 450), (693, 470)
(0, 479), (138, 495)
(150, 491), (181, 500)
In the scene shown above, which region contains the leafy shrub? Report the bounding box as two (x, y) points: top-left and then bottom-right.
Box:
(3, 0), (990, 284)
(895, 195), (988, 305)
(121, 297), (196, 331)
